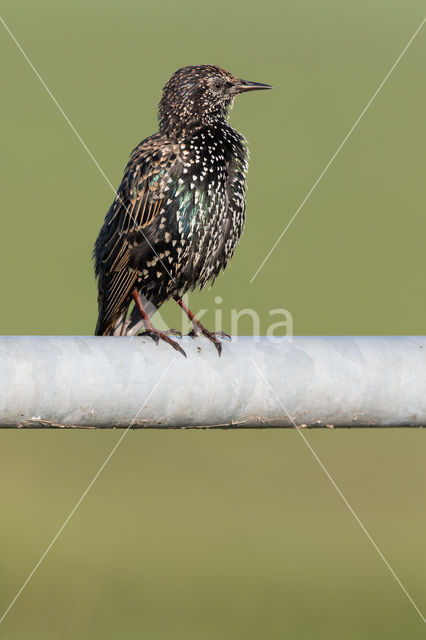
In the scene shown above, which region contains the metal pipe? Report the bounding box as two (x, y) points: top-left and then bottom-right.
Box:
(0, 336), (425, 428)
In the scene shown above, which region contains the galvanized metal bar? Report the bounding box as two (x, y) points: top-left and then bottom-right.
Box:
(0, 336), (425, 428)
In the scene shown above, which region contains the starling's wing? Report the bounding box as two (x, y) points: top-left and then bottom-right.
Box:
(94, 138), (178, 335)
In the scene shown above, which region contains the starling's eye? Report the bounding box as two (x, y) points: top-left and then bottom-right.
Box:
(213, 79), (225, 90)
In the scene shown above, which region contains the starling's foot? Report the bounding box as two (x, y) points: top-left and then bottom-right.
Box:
(173, 294), (230, 356)
(140, 328), (186, 358)
(188, 327), (231, 357)
(130, 289), (184, 355)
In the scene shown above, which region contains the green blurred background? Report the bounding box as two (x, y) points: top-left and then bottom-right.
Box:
(1, 0), (425, 638)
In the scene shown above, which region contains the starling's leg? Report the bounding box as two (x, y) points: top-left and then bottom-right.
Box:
(131, 289), (186, 358)
(173, 295), (231, 357)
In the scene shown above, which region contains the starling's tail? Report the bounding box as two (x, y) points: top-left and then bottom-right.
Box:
(94, 311), (116, 336)
(95, 298), (158, 336)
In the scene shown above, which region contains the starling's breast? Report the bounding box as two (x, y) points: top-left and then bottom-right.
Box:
(132, 122), (248, 304)
(170, 122), (248, 290)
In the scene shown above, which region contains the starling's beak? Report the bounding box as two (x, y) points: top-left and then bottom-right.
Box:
(232, 79), (273, 94)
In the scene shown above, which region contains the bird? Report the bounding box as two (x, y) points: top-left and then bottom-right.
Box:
(93, 65), (272, 357)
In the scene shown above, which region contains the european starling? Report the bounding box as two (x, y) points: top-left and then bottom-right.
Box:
(94, 65), (272, 357)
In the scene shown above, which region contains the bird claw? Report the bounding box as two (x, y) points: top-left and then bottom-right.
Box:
(213, 331), (231, 341)
(139, 329), (187, 358)
(187, 327), (231, 357)
(165, 328), (182, 338)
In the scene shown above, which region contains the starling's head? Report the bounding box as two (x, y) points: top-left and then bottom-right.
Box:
(159, 65), (272, 136)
